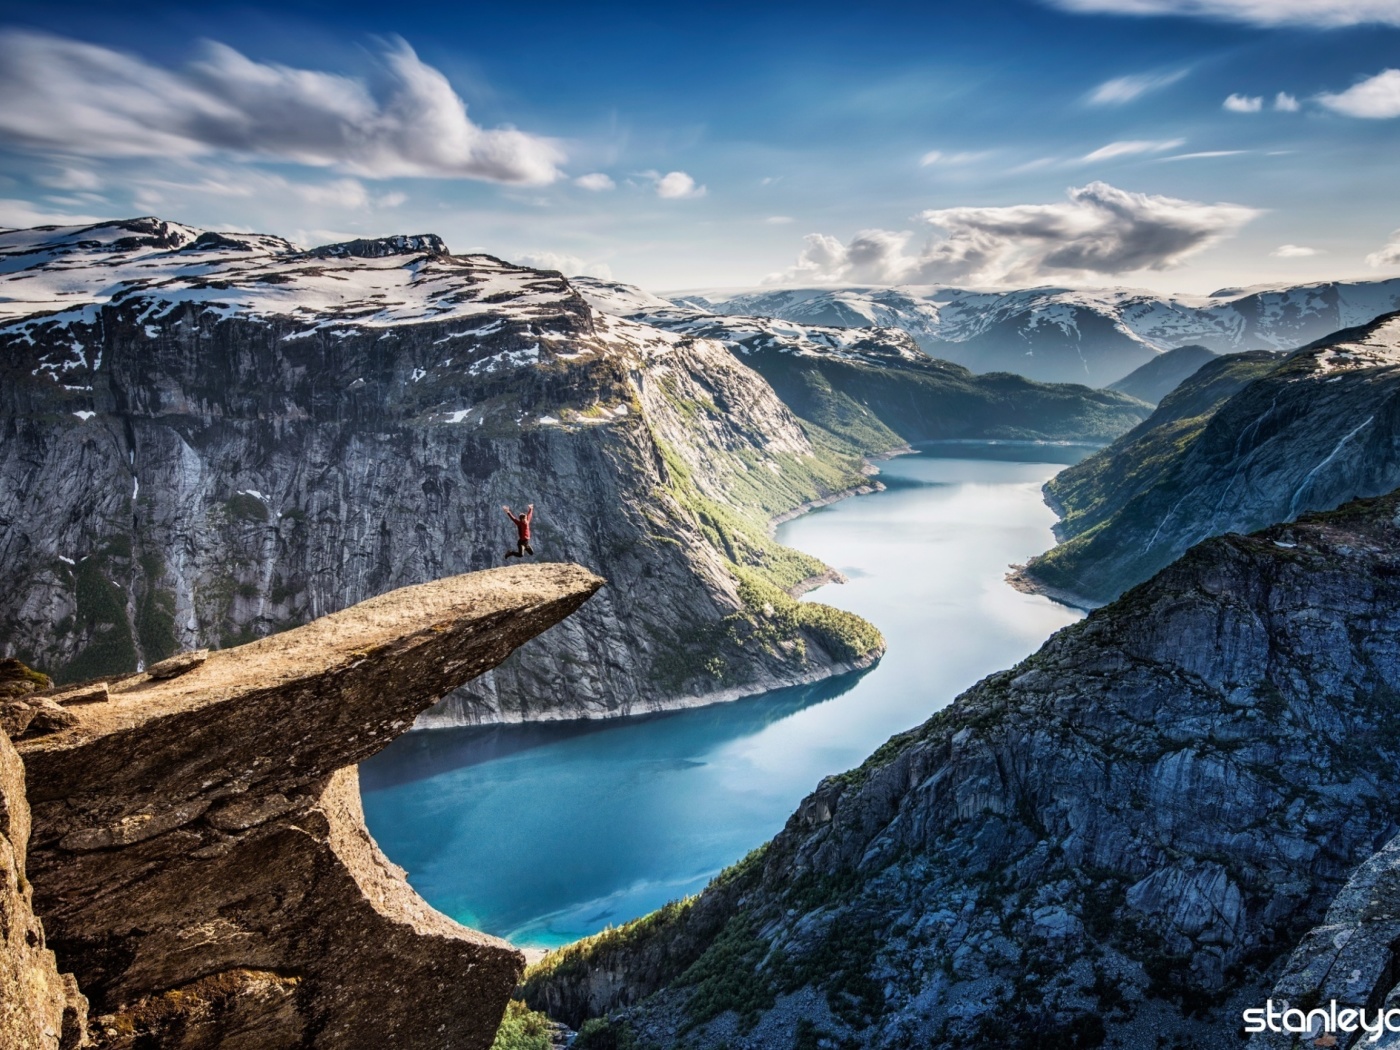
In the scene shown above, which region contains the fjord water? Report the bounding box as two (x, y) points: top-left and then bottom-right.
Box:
(360, 444), (1088, 948)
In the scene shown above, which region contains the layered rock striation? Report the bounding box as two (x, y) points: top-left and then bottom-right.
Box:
(525, 492), (1400, 1048)
(10, 562), (602, 1049)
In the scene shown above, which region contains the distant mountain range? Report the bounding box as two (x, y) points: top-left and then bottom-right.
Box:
(1107, 344), (1217, 405)
(667, 280), (1400, 387)
(576, 278), (1148, 451)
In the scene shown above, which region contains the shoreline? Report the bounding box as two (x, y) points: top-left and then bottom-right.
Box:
(787, 567), (847, 599)
(416, 440), (1082, 734)
(765, 445), (912, 532)
(1005, 563), (1104, 612)
(412, 649), (882, 730)
(423, 450), (906, 729)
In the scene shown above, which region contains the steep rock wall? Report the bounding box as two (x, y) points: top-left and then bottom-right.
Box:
(1025, 312), (1400, 603)
(1, 728), (87, 1050)
(0, 224), (881, 724)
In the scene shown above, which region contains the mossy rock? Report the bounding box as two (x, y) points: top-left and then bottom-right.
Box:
(0, 658), (52, 699)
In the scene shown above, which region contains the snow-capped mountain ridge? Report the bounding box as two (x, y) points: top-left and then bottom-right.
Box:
(679, 279), (1400, 386)
(572, 276), (926, 367)
(0, 218), (585, 340)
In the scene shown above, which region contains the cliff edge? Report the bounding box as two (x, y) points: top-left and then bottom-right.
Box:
(5, 562), (603, 1049)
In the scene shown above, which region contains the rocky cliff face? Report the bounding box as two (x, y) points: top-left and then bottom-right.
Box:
(1024, 311), (1400, 604)
(7, 562), (602, 1049)
(1248, 831), (1400, 1049)
(524, 491), (1400, 1049)
(0, 218), (886, 725)
(1, 720), (87, 1050)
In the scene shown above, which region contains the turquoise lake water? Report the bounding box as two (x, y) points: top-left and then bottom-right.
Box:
(360, 443), (1089, 948)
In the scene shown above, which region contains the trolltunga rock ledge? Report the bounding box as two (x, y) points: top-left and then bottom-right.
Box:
(14, 562), (604, 1050)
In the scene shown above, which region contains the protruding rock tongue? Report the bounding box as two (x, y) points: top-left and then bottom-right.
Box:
(17, 563), (604, 1050)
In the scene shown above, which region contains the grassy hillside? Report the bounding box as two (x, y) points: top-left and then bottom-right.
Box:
(741, 351), (1151, 456)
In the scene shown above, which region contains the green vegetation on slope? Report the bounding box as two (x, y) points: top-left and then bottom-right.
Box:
(489, 1000), (555, 1050)
(63, 548), (139, 684)
(647, 433), (884, 690)
(1023, 351), (1285, 599)
(521, 845), (770, 1023)
(741, 351), (1151, 456)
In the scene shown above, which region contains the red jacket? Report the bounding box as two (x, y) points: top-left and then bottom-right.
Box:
(509, 507), (533, 541)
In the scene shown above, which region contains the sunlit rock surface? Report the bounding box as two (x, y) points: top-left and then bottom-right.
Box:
(13, 563), (602, 1049)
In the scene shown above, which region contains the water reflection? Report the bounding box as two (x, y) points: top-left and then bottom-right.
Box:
(360, 668), (871, 792)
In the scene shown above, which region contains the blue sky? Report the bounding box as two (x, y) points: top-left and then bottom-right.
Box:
(0, 0), (1397, 292)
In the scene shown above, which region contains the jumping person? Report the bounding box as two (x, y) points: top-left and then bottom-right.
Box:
(503, 503), (535, 560)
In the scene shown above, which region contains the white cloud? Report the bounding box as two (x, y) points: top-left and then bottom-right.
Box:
(0, 199), (105, 228)
(293, 178), (372, 209)
(652, 171), (706, 199)
(770, 181), (1259, 286)
(1223, 94), (1264, 113)
(1274, 92), (1301, 111)
(1159, 150), (1247, 161)
(1042, 0), (1400, 28)
(765, 216), (795, 224)
(125, 167), (400, 213)
(1318, 69), (1400, 118)
(1087, 69), (1188, 105)
(0, 29), (564, 184)
(919, 150), (991, 166)
(38, 166), (102, 191)
(515, 250), (612, 279)
(574, 173), (616, 191)
(1271, 244), (1323, 257)
(1367, 230), (1400, 267)
(1082, 139), (1185, 162)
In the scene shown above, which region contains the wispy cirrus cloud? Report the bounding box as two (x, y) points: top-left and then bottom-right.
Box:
(1041, 0), (1400, 28)
(919, 150), (994, 167)
(1082, 139), (1185, 162)
(1158, 150), (1247, 161)
(1272, 244), (1323, 257)
(121, 165), (406, 215)
(769, 181), (1259, 286)
(1086, 69), (1188, 105)
(0, 198), (106, 228)
(1318, 69), (1400, 118)
(0, 29), (564, 184)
